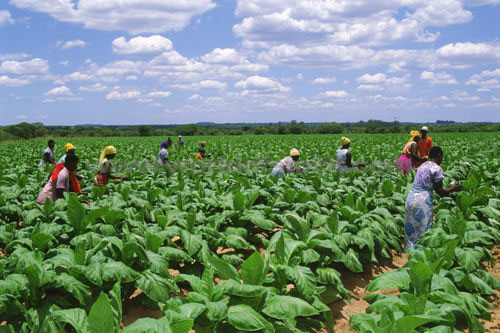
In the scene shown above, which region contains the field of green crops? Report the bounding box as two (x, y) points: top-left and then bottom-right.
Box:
(0, 133), (499, 332)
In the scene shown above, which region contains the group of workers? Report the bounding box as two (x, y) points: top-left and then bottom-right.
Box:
(37, 126), (461, 252)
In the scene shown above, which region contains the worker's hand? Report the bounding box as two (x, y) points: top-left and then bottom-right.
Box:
(76, 174), (84, 180)
(449, 193), (457, 200)
(297, 166), (304, 173)
(451, 183), (462, 192)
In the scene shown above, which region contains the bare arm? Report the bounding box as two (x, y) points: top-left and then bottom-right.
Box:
(346, 151), (366, 168)
(434, 181), (461, 197)
(44, 152), (56, 164)
(410, 143), (427, 163)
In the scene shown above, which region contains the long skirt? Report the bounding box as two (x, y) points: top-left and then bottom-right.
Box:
(396, 153), (416, 175)
(93, 173), (109, 187)
(271, 165), (285, 178)
(404, 187), (434, 251)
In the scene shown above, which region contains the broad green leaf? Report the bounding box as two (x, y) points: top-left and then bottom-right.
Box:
(262, 295), (319, 320)
(49, 308), (88, 333)
(241, 252), (265, 286)
(227, 304), (272, 332)
(207, 256), (240, 281)
(88, 292), (114, 333)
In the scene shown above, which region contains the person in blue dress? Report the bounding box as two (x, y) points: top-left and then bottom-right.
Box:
(158, 141), (170, 165)
(404, 146), (462, 251)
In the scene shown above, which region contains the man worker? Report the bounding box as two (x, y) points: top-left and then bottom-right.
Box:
(417, 126), (433, 166)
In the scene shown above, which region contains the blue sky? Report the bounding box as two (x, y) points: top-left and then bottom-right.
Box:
(0, 0), (499, 125)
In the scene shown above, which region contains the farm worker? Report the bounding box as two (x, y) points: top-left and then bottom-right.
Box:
(58, 143), (84, 180)
(58, 143), (75, 164)
(195, 141), (211, 159)
(158, 141), (170, 165)
(37, 154), (83, 204)
(94, 146), (128, 186)
(335, 137), (366, 173)
(39, 139), (56, 166)
(396, 131), (427, 175)
(178, 135), (184, 147)
(167, 137), (173, 147)
(404, 146), (461, 251)
(271, 148), (303, 178)
(417, 126), (433, 167)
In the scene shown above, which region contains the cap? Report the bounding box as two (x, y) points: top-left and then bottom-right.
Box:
(421, 126), (429, 132)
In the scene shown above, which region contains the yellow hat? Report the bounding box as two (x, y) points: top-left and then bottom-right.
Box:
(290, 148), (300, 156)
(340, 137), (350, 146)
(99, 145), (117, 162)
(64, 143), (75, 152)
(407, 130), (420, 144)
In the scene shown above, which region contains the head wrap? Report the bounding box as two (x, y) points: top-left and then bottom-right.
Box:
(161, 141), (169, 149)
(340, 137), (351, 146)
(290, 148), (300, 157)
(421, 126), (429, 132)
(64, 143), (75, 152)
(407, 130), (420, 144)
(201, 141), (206, 146)
(99, 146), (117, 162)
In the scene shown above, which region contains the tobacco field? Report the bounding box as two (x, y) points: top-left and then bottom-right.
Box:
(0, 133), (498, 332)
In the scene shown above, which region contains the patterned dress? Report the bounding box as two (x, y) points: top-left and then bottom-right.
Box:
(404, 161), (444, 251)
(336, 148), (350, 173)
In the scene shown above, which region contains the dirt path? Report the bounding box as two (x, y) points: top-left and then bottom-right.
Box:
(480, 244), (500, 332)
(330, 250), (408, 332)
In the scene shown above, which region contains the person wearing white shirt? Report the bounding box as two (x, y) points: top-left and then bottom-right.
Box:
(271, 148), (303, 178)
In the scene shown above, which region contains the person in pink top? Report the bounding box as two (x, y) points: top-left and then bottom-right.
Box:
(37, 154), (80, 204)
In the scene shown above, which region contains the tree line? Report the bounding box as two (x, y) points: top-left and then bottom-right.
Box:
(1, 120), (499, 141)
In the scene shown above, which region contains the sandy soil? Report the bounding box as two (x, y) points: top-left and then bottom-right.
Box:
(480, 244), (500, 332)
(329, 249), (408, 333)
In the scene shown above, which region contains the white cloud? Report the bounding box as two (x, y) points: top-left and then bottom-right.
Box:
(0, 53), (31, 61)
(16, 114), (28, 119)
(312, 77), (336, 84)
(317, 90), (349, 98)
(60, 39), (88, 50)
(0, 10), (15, 26)
(112, 35), (173, 55)
(106, 90), (141, 100)
(65, 71), (93, 81)
(0, 58), (49, 75)
(11, 0), (216, 34)
(0, 75), (29, 86)
(234, 75), (290, 93)
(436, 42), (500, 68)
(78, 83), (108, 92)
(466, 69), (500, 90)
(148, 91), (171, 98)
(171, 80), (227, 90)
(46, 85), (72, 96)
(188, 94), (202, 100)
(357, 84), (383, 91)
(151, 51), (188, 65)
(201, 48), (244, 64)
(420, 71), (457, 85)
(357, 73), (386, 84)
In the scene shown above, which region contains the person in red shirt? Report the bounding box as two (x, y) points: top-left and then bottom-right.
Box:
(417, 126), (432, 166)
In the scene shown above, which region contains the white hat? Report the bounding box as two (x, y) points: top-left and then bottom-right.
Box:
(421, 126), (429, 131)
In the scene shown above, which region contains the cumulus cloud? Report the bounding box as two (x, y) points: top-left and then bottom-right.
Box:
(312, 77), (336, 84)
(357, 73), (387, 84)
(466, 68), (500, 91)
(112, 35), (173, 55)
(171, 80), (227, 90)
(46, 85), (72, 96)
(78, 83), (108, 92)
(106, 90), (141, 100)
(420, 71), (457, 85)
(59, 39), (88, 50)
(0, 10), (15, 26)
(317, 90), (349, 98)
(0, 75), (29, 86)
(201, 48), (245, 64)
(0, 58), (49, 75)
(234, 75), (290, 93)
(10, 0), (216, 34)
(148, 91), (172, 98)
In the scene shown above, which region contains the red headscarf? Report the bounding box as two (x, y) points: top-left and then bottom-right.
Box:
(50, 163), (81, 193)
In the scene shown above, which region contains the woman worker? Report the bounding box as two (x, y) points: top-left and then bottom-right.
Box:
(195, 141), (211, 159)
(94, 146), (128, 186)
(396, 131), (427, 174)
(404, 146), (461, 251)
(37, 154), (83, 204)
(335, 137), (366, 173)
(158, 141), (170, 165)
(271, 148), (303, 178)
